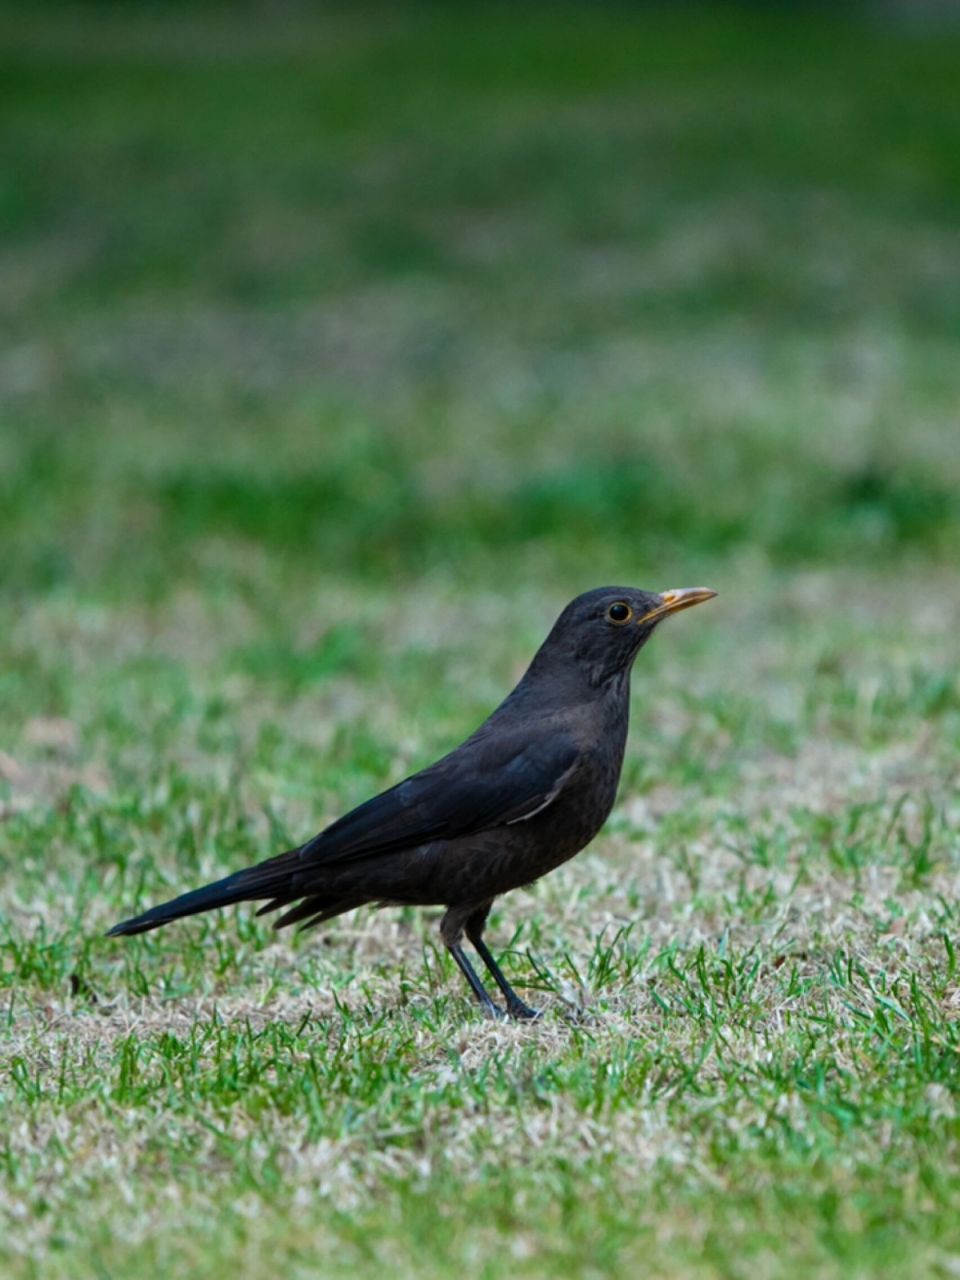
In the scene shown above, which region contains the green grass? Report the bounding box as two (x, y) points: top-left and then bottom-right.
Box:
(2, 4), (960, 1277)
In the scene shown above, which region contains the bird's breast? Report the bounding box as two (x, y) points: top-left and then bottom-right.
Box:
(527, 716), (629, 861)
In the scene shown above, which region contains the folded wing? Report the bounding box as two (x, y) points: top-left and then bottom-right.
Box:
(107, 727), (581, 938)
(290, 728), (580, 870)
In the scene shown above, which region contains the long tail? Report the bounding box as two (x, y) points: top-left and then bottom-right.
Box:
(107, 847), (307, 937)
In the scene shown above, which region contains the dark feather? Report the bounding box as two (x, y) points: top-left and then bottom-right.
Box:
(107, 735), (579, 937)
(292, 731), (580, 869)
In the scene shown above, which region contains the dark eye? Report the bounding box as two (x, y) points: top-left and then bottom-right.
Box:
(607, 602), (632, 624)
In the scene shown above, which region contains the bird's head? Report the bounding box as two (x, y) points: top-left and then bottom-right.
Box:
(531, 585), (717, 688)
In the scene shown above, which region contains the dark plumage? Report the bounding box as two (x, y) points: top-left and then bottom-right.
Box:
(108, 585), (716, 1019)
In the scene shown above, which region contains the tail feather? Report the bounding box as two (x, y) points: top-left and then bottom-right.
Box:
(106, 846), (305, 938)
(271, 895), (359, 931)
(295, 900), (362, 933)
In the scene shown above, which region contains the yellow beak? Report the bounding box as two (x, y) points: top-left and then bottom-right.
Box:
(637, 586), (718, 626)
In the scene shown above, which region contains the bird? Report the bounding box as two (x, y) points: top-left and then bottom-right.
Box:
(108, 585), (716, 1019)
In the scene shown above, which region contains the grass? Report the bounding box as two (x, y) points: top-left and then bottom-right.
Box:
(1, 3), (960, 1277)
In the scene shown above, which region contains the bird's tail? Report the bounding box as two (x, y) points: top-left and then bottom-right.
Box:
(106, 846), (303, 937)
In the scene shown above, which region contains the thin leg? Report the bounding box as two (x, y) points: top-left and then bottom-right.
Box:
(441, 902), (504, 1018)
(466, 907), (541, 1021)
(447, 942), (504, 1020)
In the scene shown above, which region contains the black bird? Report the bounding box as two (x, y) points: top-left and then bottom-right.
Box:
(109, 586), (716, 1019)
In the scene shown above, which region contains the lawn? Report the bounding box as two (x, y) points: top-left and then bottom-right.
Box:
(1, 4), (959, 1277)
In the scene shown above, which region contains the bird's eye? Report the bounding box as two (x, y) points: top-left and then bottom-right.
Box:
(607, 602), (632, 624)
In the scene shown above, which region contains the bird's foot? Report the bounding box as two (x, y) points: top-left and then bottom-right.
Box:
(505, 999), (542, 1021)
(478, 997), (541, 1022)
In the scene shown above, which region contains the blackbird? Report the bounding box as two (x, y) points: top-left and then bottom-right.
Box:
(109, 585), (716, 1019)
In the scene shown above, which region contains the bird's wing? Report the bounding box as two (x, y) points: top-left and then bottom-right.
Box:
(293, 728), (580, 869)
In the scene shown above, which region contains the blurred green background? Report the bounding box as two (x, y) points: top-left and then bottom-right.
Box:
(3, 2), (958, 610)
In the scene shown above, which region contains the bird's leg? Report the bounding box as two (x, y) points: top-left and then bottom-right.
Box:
(440, 907), (503, 1020)
(471, 936), (541, 1021)
(466, 904), (541, 1022)
(448, 943), (505, 1020)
